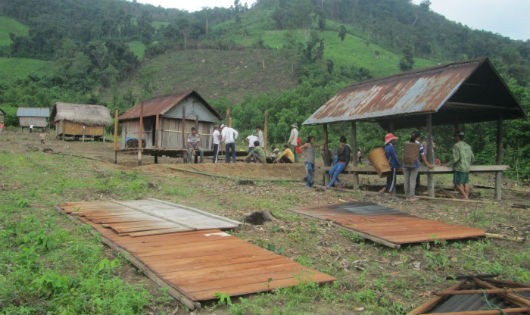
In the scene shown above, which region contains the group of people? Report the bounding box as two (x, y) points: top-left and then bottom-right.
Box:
(382, 130), (474, 200)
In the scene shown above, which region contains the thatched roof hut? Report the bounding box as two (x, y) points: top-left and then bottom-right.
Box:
(52, 102), (112, 139)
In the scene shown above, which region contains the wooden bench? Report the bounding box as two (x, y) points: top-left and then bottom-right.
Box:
(322, 164), (509, 200)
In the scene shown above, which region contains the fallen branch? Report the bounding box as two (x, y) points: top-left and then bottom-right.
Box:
(485, 232), (526, 242)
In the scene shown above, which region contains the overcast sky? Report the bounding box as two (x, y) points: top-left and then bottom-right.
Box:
(136, 0), (529, 41)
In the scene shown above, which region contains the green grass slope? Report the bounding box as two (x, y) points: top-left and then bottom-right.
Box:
(103, 48), (298, 104)
(0, 57), (55, 81)
(0, 16), (28, 46)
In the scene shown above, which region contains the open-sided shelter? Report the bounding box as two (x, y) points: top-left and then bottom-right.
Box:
(118, 90), (221, 150)
(16, 107), (50, 129)
(52, 102), (112, 140)
(303, 58), (527, 199)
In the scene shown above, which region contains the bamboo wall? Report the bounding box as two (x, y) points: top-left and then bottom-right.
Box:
(121, 118), (214, 150)
(56, 121), (105, 137)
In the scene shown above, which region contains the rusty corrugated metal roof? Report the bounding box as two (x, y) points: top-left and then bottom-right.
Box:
(118, 90), (221, 121)
(409, 277), (530, 314)
(304, 58), (526, 127)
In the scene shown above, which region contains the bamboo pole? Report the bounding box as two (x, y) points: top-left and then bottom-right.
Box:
(495, 112), (504, 200)
(113, 110), (118, 164)
(138, 102), (143, 166)
(351, 121), (359, 189)
(426, 114), (435, 197)
(263, 110), (268, 150)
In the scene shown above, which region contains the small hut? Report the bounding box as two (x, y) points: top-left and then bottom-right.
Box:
(51, 102), (112, 140)
(16, 107), (50, 130)
(118, 90), (221, 150)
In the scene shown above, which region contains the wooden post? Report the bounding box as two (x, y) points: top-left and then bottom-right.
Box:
(181, 107), (186, 150)
(138, 102), (143, 166)
(322, 123), (330, 185)
(351, 121), (359, 189)
(226, 108), (232, 128)
(426, 114), (435, 197)
(495, 112), (504, 200)
(155, 114), (159, 148)
(82, 125), (85, 142)
(263, 111), (268, 150)
(113, 110), (118, 164)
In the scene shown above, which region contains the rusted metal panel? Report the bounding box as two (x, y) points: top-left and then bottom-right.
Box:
(304, 58), (526, 127)
(60, 202), (335, 307)
(304, 61), (478, 125)
(292, 202), (485, 247)
(409, 277), (530, 314)
(60, 199), (240, 236)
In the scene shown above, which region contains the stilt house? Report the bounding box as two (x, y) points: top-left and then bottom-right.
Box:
(16, 107), (50, 130)
(118, 90), (222, 149)
(51, 102), (112, 140)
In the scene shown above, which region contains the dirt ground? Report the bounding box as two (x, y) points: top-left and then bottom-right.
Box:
(4, 129), (530, 314)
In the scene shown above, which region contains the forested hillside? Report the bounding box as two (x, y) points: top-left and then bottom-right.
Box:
(0, 0), (529, 178)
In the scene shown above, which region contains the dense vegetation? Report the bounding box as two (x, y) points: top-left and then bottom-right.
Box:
(0, 0), (529, 178)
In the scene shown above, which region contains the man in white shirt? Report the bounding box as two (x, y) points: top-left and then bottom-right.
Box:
(288, 123), (299, 162)
(211, 125), (221, 163)
(246, 134), (258, 153)
(221, 124), (239, 163)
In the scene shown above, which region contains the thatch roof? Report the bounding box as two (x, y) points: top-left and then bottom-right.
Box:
(52, 103), (112, 126)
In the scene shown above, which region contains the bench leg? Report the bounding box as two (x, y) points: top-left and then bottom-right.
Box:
(495, 172), (502, 200)
(427, 173), (435, 198)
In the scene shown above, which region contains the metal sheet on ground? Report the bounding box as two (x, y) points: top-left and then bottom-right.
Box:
(292, 201), (485, 248)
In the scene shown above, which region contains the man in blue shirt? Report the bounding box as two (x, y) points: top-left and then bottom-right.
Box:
(384, 133), (401, 197)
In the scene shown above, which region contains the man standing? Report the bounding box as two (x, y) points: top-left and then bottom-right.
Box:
(384, 133), (400, 197)
(448, 131), (474, 199)
(221, 124), (239, 163)
(211, 125), (221, 163)
(288, 123), (299, 162)
(187, 127), (204, 163)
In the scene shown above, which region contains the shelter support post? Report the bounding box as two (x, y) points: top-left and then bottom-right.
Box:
(321, 123), (330, 185)
(495, 112), (504, 200)
(155, 114), (159, 148)
(426, 114), (435, 197)
(113, 110), (118, 164)
(351, 121), (359, 189)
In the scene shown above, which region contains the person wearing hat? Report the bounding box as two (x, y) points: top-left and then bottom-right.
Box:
(288, 123), (299, 162)
(447, 131), (474, 199)
(324, 136), (351, 190)
(403, 130), (434, 200)
(384, 133), (401, 197)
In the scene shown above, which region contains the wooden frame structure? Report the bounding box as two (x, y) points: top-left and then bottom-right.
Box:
(304, 58), (527, 200)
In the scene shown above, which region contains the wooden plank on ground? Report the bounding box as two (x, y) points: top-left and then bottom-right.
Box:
(292, 202), (485, 247)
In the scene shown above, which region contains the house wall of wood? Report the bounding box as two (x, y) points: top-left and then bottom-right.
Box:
(18, 117), (48, 128)
(55, 121), (105, 137)
(121, 118), (214, 150)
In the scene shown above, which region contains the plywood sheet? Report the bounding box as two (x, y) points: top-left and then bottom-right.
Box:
(292, 202), (485, 248)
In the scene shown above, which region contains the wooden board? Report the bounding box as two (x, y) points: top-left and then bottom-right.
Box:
(59, 200), (335, 308)
(292, 202), (485, 248)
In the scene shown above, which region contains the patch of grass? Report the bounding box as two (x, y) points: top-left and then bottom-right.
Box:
(127, 40), (146, 59)
(0, 16), (28, 46)
(0, 57), (55, 82)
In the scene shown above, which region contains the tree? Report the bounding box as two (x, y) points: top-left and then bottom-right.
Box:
(338, 25), (347, 41)
(399, 47), (414, 71)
